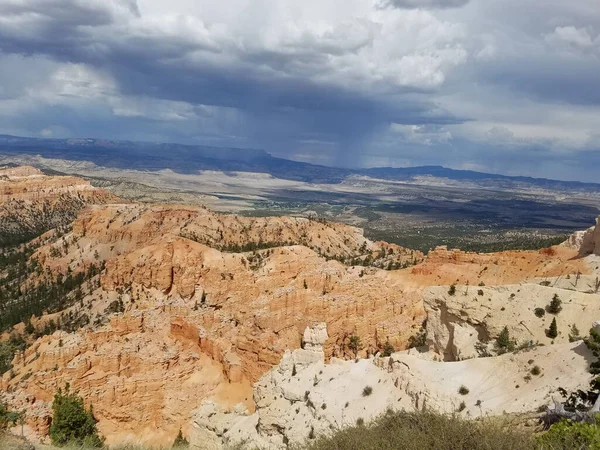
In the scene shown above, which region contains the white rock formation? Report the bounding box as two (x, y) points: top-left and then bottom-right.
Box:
(564, 216), (600, 256)
(424, 282), (600, 361)
(595, 217), (600, 256)
(190, 402), (252, 450)
(302, 322), (328, 352)
(190, 323), (597, 449)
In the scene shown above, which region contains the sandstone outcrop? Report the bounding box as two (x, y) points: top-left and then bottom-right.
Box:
(2, 312), (254, 447)
(592, 217), (600, 256)
(424, 274), (600, 361)
(0, 165), (117, 244)
(564, 216), (600, 256)
(190, 324), (595, 449)
(2, 235), (426, 446)
(1, 167), (598, 447)
(2, 202), (427, 446)
(6, 209), (595, 446)
(409, 244), (588, 287)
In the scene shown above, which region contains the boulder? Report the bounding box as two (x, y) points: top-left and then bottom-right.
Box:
(564, 216), (600, 256)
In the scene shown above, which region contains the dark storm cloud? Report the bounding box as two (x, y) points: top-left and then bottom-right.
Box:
(0, 0), (469, 165)
(0, 0), (457, 119)
(0, 0), (598, 181)
(0, 1), (138, 59)
(105, 50), (465, 123)
(482, 60), (600, 106)
(461, 0), (600, 107)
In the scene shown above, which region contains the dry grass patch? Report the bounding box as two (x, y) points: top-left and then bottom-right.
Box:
(303, 410), (536, 450)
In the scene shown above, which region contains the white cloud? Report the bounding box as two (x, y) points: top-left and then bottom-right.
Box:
(9, 61), (233, 124)
(545, 26), (596, 49)
(121, 0), (470, 92)
(39, 125), (71, 138)
(40, 64), (116, 102)
(390, 123), (452, 144)
(475, 43), (497, 60)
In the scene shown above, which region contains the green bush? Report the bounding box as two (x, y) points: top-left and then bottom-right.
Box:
(362, 386), (373, 397)
(568, 324), (581, 343)
(348, 335), (362, 357)
(458, 386), (470, 395)
(0, 334), (26, 375)
(0, 399), (21, 430)
(535, 308), (546, 318)
(408, 328), (427, 349)
(382, 342), (395, 357)
(49, 385), (104, 448)
(0, 342), (16, 375)
(448, 285), (456, 296)
(586, 328), (600, 374)
(538, 418), (600, 449)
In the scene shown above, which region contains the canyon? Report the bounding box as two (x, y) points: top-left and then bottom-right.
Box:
(0, 166), (599, 448)
(0, 165), (117, 246)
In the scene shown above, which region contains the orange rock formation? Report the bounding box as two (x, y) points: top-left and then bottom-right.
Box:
(0, 168), (594, 447)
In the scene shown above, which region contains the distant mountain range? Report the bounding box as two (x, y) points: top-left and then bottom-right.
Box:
(1, 134), (599, 192)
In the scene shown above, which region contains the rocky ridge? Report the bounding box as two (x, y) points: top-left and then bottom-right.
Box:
(0, 165), (117, 245)
(421, 221), (600, 362)
(1, 201), (426, 446)
(189, 323), (595, 450)
(424, 277), (600, 361)
(0, 166), (599, 447)
(565, 217), (600, 256)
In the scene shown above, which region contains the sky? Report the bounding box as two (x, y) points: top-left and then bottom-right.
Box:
(0, 0), (599, 181)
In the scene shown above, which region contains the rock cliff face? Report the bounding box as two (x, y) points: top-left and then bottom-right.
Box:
(564, 216), (600, 256)
(189, 324), (595, 450)
(2, 312), (254, 445)
(424, 278), (600, 361)
(1, 167), (598, 447)
(70, 203), (424, 268)
(594, 217), (600, 256)
(0, 165), (117, 245)
(409, 244), (587, 287)
(1, 202), (427, 446)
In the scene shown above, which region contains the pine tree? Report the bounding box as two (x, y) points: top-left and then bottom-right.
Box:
(586, 327), (600, 374)
(382, 341), (395, 357)
(348, 335), (362, 358)
(24, 320), (35, 335)
(0, 399), (21, 430)
(546, 317), (558, 339)
(50, 385), (103, 447)
(495, 326), (515, 354)
(173, 428), (189, 448)
(547, 294), (563, 314)
(569, 324), (581, 342)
